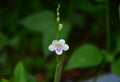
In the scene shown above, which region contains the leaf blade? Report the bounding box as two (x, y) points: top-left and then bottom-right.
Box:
(66, 44), (103, 70)
(13, 61), (27, 82)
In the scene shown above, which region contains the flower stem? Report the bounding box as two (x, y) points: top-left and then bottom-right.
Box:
(54, 4), (61, 82)
(54, 55), (60, 82)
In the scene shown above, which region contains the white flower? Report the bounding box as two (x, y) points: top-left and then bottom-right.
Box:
(48, 39), (69, 55)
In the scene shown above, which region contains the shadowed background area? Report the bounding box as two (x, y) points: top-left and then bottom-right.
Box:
(0, 0), (120, 82)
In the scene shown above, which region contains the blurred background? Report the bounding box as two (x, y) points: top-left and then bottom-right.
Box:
(0, 0), (120, 82)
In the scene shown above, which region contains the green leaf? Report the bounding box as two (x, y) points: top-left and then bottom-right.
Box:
(1, 79), (9, 82)
(20, 11), (56, 33)
(111, 58), (120, 76)
(66, 44), (103, 70)
(13, 62), (27, 82)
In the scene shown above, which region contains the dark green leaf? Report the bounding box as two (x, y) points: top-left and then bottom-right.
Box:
(20, 11), (56, 33)
(13, 62), (27, 82)
(66, 44), (103, 70)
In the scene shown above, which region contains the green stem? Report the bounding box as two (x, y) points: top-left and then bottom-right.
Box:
(54, 55), (60, 82)
(54, 4), (61, 82)
(56, 29), (59, 40)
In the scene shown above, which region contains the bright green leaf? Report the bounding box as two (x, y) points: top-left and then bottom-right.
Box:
(13, 61), (27, 82)
(66, 44), (103, 70)
(111, 58), (120, 76)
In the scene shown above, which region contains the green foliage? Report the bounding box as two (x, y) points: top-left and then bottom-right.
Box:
(102, 50), (114, 63)
(95, 0), (104, 2)
(58, 22), (71, 39)
(27, 74), (37, 82)
(21, 11), (55, 56)
(13, 62), (27, 82)
(21, 11), (71, 57)
(75, 0), (105, 13)
(20, 11), (56, 33)
(66, 44), (103, 70)
(111, 58), (120, 76)
(0, 53), (7, 65)
(116, 34), (120, 52)
(90, 24), (100, 35)
(0, 33), (7, 49)
(1, 79), (9, 82)
(23, 56), (46, 70)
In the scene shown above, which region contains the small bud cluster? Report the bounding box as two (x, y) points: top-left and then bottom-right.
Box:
(56, 4), (63, 31)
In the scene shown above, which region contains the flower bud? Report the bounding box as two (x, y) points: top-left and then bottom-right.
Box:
(58, 4), (60, 8)
(57, 12), (60, 16)
(58, 24), (63, 31)
(57, 8), (59, 12)
(56, 17), (60, 23)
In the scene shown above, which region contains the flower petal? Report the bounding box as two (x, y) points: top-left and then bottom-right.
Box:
(55, 48), (63, 55)
(52, 40), (58, 46)
(59, 39), (65, 44)
(48, 45), (55, 51)
(63, 44), (69, 51)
